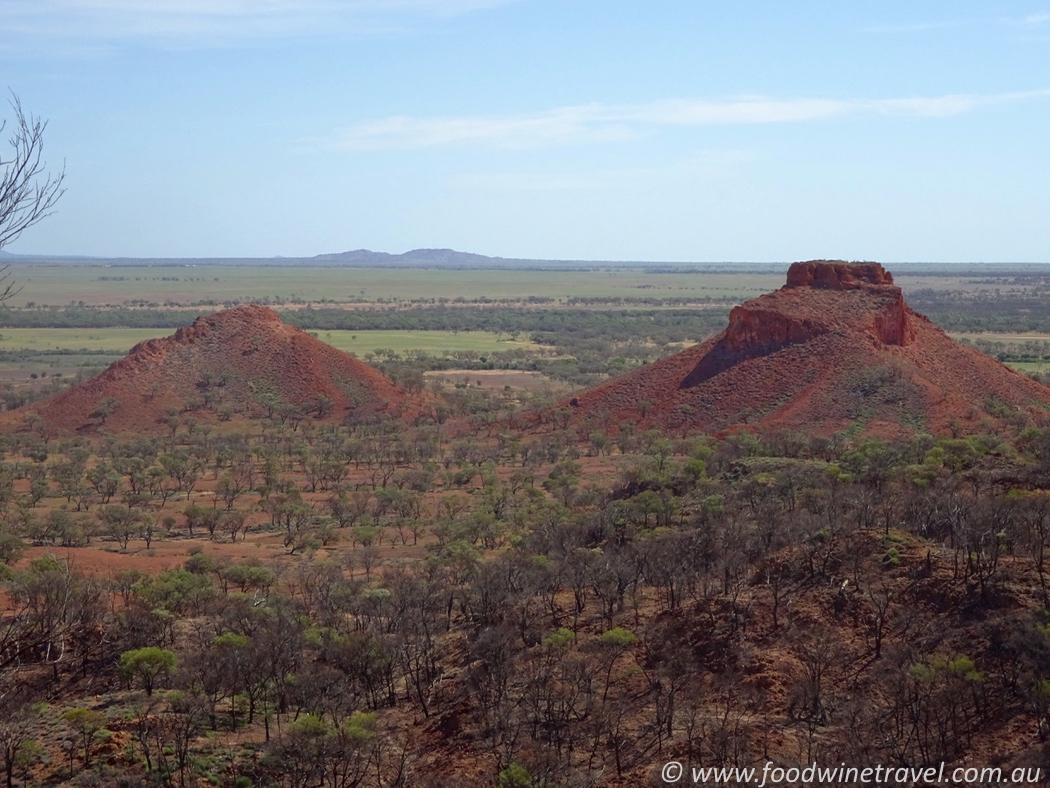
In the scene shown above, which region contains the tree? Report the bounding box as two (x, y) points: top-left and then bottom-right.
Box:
(97, 504), (148, 550)
(90, 396), (120, 426)
(119, 647), (177, 696)
(0, 94), (65, 290)
(61, 708), (107, 773)
(0, 701), (42, 788)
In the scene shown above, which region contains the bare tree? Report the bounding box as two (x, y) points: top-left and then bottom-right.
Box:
(0, 93), (65, 303)
(1, 94), (65, 257)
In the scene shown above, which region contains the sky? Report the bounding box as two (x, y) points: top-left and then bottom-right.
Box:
(2, 0), (1050, 262)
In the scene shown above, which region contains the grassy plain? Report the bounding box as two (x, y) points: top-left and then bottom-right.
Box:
(950, 333), (1050, 342)
(0, 328), (542, 396)
(9, 261), (1048, 308)
(0, 327), (535, 356)
(1007, 361), (1050, 373)
(9, 263), (787, 306)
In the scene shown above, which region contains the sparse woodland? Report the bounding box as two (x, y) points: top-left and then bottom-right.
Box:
(4, 391), (1050, 786)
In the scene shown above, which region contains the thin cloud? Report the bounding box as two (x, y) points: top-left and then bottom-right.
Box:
(861, 12), (1050, 55)
(863, 20), (969, 33)
(451, 151), (754, 192)
(866, 13), (1050, 33)
(332, 105), (637, 150)
(452, 171), (605, 191)
(1021, 12), (1050, 27)
(621, 97), (849, 125)
(871, 90), (1050, 117)
(0, 0), (517, 44)
(330, 90), (1050, 150)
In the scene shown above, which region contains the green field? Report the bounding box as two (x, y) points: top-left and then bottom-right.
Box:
(0, 327), (536, 356)
(950, 333), (1050, 342)
(10, 261), (1046, 309)
(311, 330), (536, 356)
(7, 263), (788, 306)
(1006, 361), (1050, 373)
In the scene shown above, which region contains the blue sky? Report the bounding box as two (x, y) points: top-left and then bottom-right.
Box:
(3, 1), (1050, 261)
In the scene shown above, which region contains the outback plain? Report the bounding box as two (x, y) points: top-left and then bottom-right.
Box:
(3, 257), (1050, 788)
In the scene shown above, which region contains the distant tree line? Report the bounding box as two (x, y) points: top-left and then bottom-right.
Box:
(909, 288), (1050, 333)
(11, 288), (1050, 336)
(0, 304), (729, 340)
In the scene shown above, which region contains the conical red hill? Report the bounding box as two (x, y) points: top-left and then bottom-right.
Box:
(10, 305), (413, 434)
(566, 261), (1050, 436)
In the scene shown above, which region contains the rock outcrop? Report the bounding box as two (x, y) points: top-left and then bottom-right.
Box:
(783, 260), (895, 289)
(565, 261), (1050, 436)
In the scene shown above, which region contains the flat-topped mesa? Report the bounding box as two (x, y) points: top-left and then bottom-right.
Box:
(738, 259), (913, 348)
(686, 262), (913, 386)
(566, 258), (1050, 437)
(785, 260), (894, 290)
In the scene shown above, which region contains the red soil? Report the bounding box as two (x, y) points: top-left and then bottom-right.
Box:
(566, 261), (1050, 436)
(4, 305), (417, 433)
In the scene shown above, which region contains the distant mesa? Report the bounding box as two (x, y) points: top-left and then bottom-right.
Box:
(565, 260), (1050, 436)
(6, 305), (415, 434)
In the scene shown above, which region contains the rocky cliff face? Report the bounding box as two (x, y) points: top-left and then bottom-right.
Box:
(684, 262), (915, 387)
(784, 260), (894, 289)
(721, 306), (829, 355)
(727, 262), (911, 348)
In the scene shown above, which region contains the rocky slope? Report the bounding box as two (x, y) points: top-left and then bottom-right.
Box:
(9, 305), (414, 433)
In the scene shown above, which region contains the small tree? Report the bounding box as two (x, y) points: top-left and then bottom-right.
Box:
(120, 647), (177, 696)
(598, 627), (638, 704)
(61, 708), (106, 772)
(498, 763), (534, 788)
(98, 504), (146, 550)
(90, 396), (120, 425)
(0, 703), (42, 788)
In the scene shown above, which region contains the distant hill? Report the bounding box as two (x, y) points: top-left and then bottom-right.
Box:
(313, 248), (506, 265)
(0, 248), (613, 269)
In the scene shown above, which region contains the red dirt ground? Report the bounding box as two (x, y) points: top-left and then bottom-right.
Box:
(565, 260), (1050, 437)
(1, 305), (421, 434)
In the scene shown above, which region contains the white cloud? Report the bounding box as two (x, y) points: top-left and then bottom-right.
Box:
(619, 97), (849, 126)
(330, 90), (1050, 150)
(0, 0), (516, 43)
(450, 151), (754, 192)
(865, 14), (1050, 33)
(885, 88), (1050, 116)
(451, 171), (604, 191)
(331, 105), (636, 149)
(1021, 11), (1050, 27)
(862, 20), (969, 34)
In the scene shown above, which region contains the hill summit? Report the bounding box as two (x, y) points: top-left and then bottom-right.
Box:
(14, 305), (411, 434)
(566, 260), (1050, 436)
